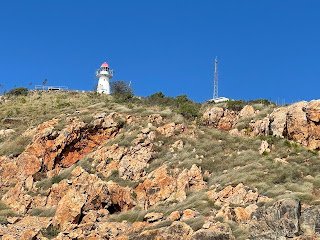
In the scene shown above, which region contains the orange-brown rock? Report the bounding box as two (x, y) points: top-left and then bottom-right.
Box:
(229, 128), (247, 137)
(249, 117), (270, 136)
(0, 156), (19, 190)
(170, 139), (184, 151)
(135, 164), (206, 209)
(239, 105), (255, 118)
(176, 165), (206, 201)
(46, 179), (71, 207)
(46, 166), (134, 215)
(234, 204), (258, 222)
(20, 230), (37, 240)
(118, 140), (154, 180)
(191, 228), (235, 240)
(259, 140), (270, 155)
(218, 110), (238, 131)
(135, 165), (176, 208)
(181, 209), (196, 221)
(203, 107), (225, 127)
(0, 216), (51, 239)
(206, 183), (259, 206)
(92, 144), (126, 178)
(2, 181), (33, 214)
(95, 221), (132, 239)
(269, 107), (288, 137)
(286, 101), (309, 146)
(203, 107), (238, 131)
(157, 122), (185, 137)
(167, 211), (181, 221)
(144, 212), (164, 223)
(135, 221), (193, 240)
(53, 188), (88, 231)
(148, 113), (163, 125)
(9, 113), (122, 182)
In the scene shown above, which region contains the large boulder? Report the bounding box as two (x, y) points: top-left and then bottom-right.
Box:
(300, 206), (320, 237)
(286, 101), (309, 146)
(239, 105), (255, 118)
(304, 100), (320, 149)
(135, 164), (206, 209)
(206, 183), (259, 206)
(135, 164), (176, 208)
(250, 198), (301, 239)
(269, 107), (288, 137)
(2, 182), (33, 215)
(53, 188), (88, 231)
(118, 140), (154, 181)
(203, 107), (225, 127)
(249, 117), (270, 136)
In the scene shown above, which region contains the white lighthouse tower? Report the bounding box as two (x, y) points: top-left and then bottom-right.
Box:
(96, 62), (114, 94)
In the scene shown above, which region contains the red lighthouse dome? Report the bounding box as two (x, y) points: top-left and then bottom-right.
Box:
(101, 62), (109, 68)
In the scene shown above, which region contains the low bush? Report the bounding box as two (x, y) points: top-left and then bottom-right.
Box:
(40, 225), (60, 239)
(7, 87), (28, 96)
(108, 207), (146, 223)
(29, 207), (56, 217)
(183, 216), (205, 231)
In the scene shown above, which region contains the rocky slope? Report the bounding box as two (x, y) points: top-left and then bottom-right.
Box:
(204, 100), (320, 150)
(1, 93), (320, 239)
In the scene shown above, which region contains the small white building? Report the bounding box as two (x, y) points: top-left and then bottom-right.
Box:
(206, 97), (230, 104)
(96, 62), (114, 94)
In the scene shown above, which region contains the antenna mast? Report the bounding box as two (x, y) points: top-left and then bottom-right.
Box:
(213, 57), (218, 99)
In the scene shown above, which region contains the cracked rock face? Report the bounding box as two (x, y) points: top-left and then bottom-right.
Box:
(204, 100), (320, 150)
(0, 113), (122, 188)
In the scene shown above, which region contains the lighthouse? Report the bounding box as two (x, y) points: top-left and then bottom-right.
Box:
(96, 62), (114, 94)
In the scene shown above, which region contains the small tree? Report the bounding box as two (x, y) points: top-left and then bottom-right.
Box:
(7, 87), (28, 96)
(110, 81), (133, 99)
(148, 92), (168, 105)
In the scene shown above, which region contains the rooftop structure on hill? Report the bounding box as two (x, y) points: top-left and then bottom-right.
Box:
(35, 85), (69, 91)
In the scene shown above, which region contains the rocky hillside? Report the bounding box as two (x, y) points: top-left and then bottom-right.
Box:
(1, 92), (320, 239)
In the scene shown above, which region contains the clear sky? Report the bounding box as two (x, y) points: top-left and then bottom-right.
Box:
(0, 1), (319, 103)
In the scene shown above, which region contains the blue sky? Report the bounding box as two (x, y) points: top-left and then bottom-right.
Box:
(0, 1), (319, 103)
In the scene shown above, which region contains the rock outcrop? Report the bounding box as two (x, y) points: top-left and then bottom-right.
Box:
(0, 113), (123, 188)
(204, 107), (238, 131)
(135, 164), (206, 208)
(203, 100), (320, 150)
(53, 188), (87, 231)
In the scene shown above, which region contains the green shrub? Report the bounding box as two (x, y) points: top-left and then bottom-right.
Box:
(40, 225), (60, 239)
(179, 103), (199, 120)
(7, 87), (28, 96)
(0, 201), (16, 218)
(183, 216), (204, 231)
(226, 100), (246, 111)
(111, 81), (134, 101)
